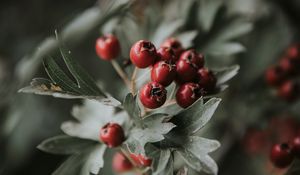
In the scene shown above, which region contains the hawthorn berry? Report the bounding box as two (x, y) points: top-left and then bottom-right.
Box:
(139, 82), (167, 109)
(179, 49), (205, 69)
(277, 80), (299, 101)
(279, 57), (297, 75)
(95, 34), (120, 60)
(112, 152), (133, 173)
(265, 66), (286, 87)
(130, 153), (152, 167)
(270, 143), (293, 168)
(161, 38), (183, 57)
(130, 40), (157, 68)
(287, 44), (300, 60)
(157, 47), (178, 63)
(291, 137), (300, 158)
(176, 83), (203, 108)
(151, 60), (176, 86)
(100, 123), (125, 148)
(196, 68), (217, 92)
(175, 59), (197, 84)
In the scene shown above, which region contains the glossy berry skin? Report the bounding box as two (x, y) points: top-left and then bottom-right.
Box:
(157, 47), (178, 63)
(151, 61), (176, 86)
(176, 83), (203, 108)
(179, 49), (205, 69)
(265, 66), (286, 87)
(112, 152), (133, 173)
(196, 68), (217, 92)
(100, 123), (125, 148)
(95, 34), (120, 60)
(161, 38), (183, 57)
(130, 40), (157, 68)
(278, 80), (299, 102)
(139, 82), (167, 109)
(176, 59), (198, 83)
(270, 143), (293, 168)
(291, 137), (300, 158)
(130, 153), (152, 167)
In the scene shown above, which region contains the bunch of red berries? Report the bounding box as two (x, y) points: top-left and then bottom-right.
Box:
(265, 44), (300, 101)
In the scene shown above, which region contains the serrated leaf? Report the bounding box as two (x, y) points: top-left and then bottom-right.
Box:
(37, 135), (96, 155)
(198, 0), (223, 31)
(205, 42), (245, 56)
(171, 98), (221, 134)
(153, 149), (171, 175)
(125, 113), (176, 154)
(213, 65), (240, 86)
(178, 149), (202, 172)
(123, 93), (143, 127)
(82, 144), (107, 175)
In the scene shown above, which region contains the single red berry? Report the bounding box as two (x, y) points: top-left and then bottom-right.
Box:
(196, 68), (217, 92)
(265, 66), (286, 87)
(270, 143), (293, 168)
(95, 34), (120, 60)
(151, 61), (176, 86)
(279, 57), (297, 75)
(277, 80), (299, 102)
(157, 47), (178, 63)
(130, 153), (152, 167)
(287, 44), (300, 60)
(139, 82), (167, 109)
(100, 123), (125, 148)
(291, 137), (300, 158)
(179, 49), (205, 69)
(112, 152), (133, 173)
(176, 83), (203, 108)
(176, 59), (197, 84)
(161, 38), (183, 58)
(130, 40), (157, 68)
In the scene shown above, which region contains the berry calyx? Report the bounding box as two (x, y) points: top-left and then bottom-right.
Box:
(161, 38), (183, 57)
(265, 66), (286, 87)
(291, 137), (300, 158)
(112, 152), (133, 173)
(130, 153), (152, 167)
(175, 59), (198, 83)
(157, 47), (178, 63)
(139, 82), (167, 109)
(95, 34), (120, 60)
(270, 143), (293, 168)
(196, 68), (216, 92)
(100, 123), (125, 148)
(151, 60), (176, 86)
(277, 80), (299, 102)
(130, 40), (157, 68)
(176, 83), (203, 108)
(179, 49), (205, 69)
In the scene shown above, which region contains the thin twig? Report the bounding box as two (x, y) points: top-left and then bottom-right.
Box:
(111, 60), (131, 89)
(131, 67), (138, 95)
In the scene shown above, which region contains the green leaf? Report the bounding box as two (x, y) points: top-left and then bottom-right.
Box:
(125, 113), (176, 154)
(37, 135), (96, 155)
(198, 0), (223, 31)
(123, 93), (143, 127)
(153, 149), (172, 175)
(205, 42), (245, 56)
(213, 65), (240, 86)
(176, 30), (198, 48)
(171, 98), (221, 134)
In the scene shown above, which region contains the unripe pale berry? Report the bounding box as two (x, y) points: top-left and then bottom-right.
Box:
(130, 40), (157, 68)
(151, 61), (176, 86)
(139, 82), (167, 109)
(100, 123), (125, 148)
(95, 34), (120, 60)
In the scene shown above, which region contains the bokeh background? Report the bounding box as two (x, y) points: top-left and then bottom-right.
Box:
(1, 0), (300, 174)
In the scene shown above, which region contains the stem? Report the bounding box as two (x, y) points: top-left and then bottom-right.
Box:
(111, 60), (131, 89)
(131, 67), (138, 95)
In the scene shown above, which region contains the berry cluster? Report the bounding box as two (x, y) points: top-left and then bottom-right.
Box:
(132, 39), (217, 109)
(265, 44), (300, 101)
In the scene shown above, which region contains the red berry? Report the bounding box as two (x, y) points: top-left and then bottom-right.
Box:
(270, 143), (293, 168)
(277, 80), (299, 102)
(161, 38), (183, 57)
(130, 153), (152, 167)
(151, 61), (176, 86)
(175, 59), (197, 83)
(287, 44), (300, 60)
(130, 40), (157, 68)
(139, 82), (167, 109)
(157, 47), (178, 62)
(176, 83), (203, 108)
(265, 66), (286, 87)
(112, 152), (133, 173)
(268, 117), (299, 143)
(196, 68), (216, 92)
(279, 57), (297, 75)
(100, 123), (125, 147)
(95, 34), (120, 60)
(179, 49), (205, 69)
(291, 137), (300, 158)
